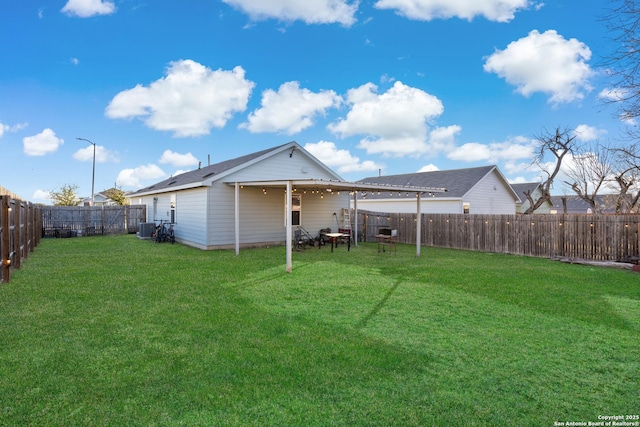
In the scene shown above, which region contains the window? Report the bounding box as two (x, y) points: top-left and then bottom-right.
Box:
(286, 194), (301, 226)
(463, 203), (470, 214)
(170, 195), (176, 223)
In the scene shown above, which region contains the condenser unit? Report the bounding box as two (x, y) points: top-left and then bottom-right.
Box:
(139, 222), (155, 238)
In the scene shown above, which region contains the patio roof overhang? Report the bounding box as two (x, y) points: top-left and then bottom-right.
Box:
(225, 178), (447, 195)
(225, 178), (448, 273)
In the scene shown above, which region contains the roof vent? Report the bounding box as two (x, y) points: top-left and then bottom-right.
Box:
(168, 180), (177, 186)
(202, 172), (215, 179)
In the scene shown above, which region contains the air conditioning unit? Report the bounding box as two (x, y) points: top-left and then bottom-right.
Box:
(139, 222), (155, 238)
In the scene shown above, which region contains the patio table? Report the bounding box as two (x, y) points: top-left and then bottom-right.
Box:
(323, 232), (350, 252)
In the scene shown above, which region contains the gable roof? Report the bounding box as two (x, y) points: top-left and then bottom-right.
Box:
(129, 141), (342, 197)
(358, 165), (512, 199)
(510, 182), (541, 199)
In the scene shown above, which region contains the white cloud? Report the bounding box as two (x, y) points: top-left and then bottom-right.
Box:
(106, 60), (255, 137)
(417, 163), (439, 172)
(241, 82), (341, 134)
(73, 145), (118, 163)
(374, 0), (533, 22)
(573, 124), (606, 142)
(484, 30), (594, 104)
(116, 164), (167, 189)
(598, 87), (627, 102)
(328, 81), (447, 157)
(0, 121), (27, 138)
(159, 150), (199, 167)
(447, 136), (535, 165)
(448, 142), (491, 162)
(304, 140), (383, 174)
(71, 57), (80, 66)
(32, 190), (51, 202)
(222, 0), (358, 26)
(23, 128), (64, 156)
(428, 125), (461, 153)
(61, 0), (116, 17)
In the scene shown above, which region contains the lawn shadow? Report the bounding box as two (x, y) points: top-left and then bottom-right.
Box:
(355, 279), (402, 329)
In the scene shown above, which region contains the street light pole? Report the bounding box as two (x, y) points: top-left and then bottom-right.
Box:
(76, 137), (96, 206)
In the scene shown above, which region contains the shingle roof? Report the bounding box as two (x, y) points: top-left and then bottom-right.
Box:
(550, 194), (624, 214)
(358, 165), (496, 198)
(130, 143), (290, 195)
(510, 182), (541, 200)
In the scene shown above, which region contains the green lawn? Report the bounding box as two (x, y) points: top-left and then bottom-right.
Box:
(1, 235), (638, 426)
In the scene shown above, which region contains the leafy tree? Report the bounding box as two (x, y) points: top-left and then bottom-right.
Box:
(103, 187), (129, 206)
(49, 183), (81, 206)
(522, 127), (577, 214)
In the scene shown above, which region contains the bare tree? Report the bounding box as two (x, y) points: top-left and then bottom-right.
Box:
(562, 143), (614, 214)
(611, 142), (640, 212)
(523, 127), (577, 214)
(601, 0), (640, 130)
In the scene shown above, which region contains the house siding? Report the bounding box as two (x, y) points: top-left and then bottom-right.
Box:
(174, 188), (208, 246)
(354, 198), (462, 214)
(464, 172), (516, 214)
(203, 184), (349, 248)
(223, 149), (334, 183)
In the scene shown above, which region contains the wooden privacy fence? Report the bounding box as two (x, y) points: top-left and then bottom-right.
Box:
(358, 210), (639, 262)
(1, 196), (42, 283)
(41, 205), (146, 237)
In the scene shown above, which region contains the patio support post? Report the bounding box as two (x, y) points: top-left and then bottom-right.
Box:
(416, 192), (422, 257)
(353, 191), (358, 246)
(286, 181), (292, 273)
(235, 182), (240, 256)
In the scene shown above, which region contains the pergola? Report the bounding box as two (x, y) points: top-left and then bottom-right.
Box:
(227, 179), (447, 272)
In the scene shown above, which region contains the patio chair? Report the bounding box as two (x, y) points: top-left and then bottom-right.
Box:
(338, 228), (352, 245)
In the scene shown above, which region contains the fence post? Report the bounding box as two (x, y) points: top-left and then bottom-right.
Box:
(13, 200), (21, 269)
(1, 196), (10, 283)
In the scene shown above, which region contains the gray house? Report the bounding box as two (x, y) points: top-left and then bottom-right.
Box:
(356, 165), (520, 214)
(549, 194), (626, 214)
(128, 141), (446, 271)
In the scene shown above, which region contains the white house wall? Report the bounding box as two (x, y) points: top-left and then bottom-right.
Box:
(204, 183), (349, 248)
(132, 194), (172, 223)
(223, 149), (337, 183)
(354, 198), (463, 214)
(464, 171), (516, 214)
(173, 188), (208, 247)
(198, 148), (348, 248)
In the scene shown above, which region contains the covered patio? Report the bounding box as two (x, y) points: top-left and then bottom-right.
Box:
(227, 179), (447, 272)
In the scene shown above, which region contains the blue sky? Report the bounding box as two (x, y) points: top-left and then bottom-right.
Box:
(0, 0), (626, 203)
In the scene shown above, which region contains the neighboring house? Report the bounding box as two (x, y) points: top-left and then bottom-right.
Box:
(82, 189), (118, 206)
(549, 194), (628, 214)
(511, 182), (553, 214)
(355, 165), (520, 215)
(127, 141), (446, 253)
